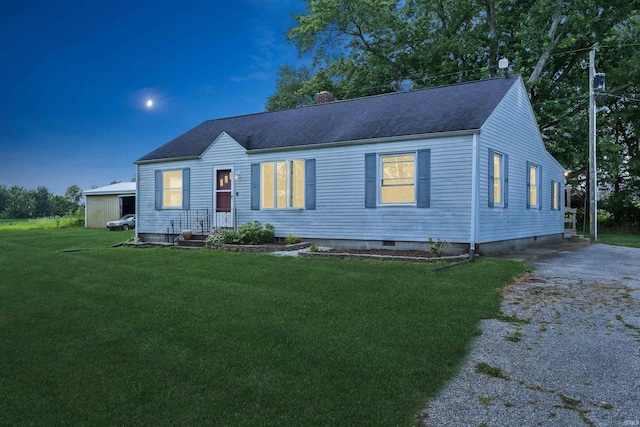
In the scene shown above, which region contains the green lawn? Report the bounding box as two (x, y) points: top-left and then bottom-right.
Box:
(0, 216), (82, 230)
(597, 231), (640, 248)
(0, 228), (526, 426)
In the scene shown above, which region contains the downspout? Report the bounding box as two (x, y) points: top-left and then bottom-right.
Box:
(469, 132), (479, 262)
(433, 133), (479, 271)
(134, 163), (140, 243)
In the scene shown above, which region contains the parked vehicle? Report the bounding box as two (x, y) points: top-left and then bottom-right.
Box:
(106, 214), (135, 231)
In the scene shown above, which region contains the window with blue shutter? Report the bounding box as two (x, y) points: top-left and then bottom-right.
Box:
(155, 168), (189, 210)
(366, 151), (428, 208)
(527, 162), (540, 209)
(250, 159), (315, 210)
(489, 149), (506, 208)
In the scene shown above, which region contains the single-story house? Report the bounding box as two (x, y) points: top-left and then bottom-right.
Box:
(134, 75), (566, 255)
(83, 182), (136, 228)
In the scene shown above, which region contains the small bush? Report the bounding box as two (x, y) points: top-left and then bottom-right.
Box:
(285, 234), (302, 245)
(204, 230), (243, 247)
(205, 222), (276, 247)
(309, 244), (319, 252)
(237, 221), (275, 245)
(428, 237), (449, 257)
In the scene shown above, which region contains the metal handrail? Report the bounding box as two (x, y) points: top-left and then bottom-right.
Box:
(167, 209), (212, 243)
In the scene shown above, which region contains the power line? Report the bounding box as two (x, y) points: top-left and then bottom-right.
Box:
(531, 94), (588, 106)
(549, 43), (640, 58)
(601, 93), (640, 103)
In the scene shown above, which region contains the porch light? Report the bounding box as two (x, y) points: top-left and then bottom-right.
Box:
(234, 171), (241, 181)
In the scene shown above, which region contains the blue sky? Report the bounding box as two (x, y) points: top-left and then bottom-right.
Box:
(0, 0), (306, 195)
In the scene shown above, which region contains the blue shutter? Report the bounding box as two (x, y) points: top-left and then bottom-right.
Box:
(305, 159), (316, 210)
(416, 149), (430, 208)
(251, 163), (260, 210)
(182, 168), (190, 210)
(551, 181), (555, 210)
(538, 166), (542, 210)
(364, 153), (377, 208)
(526, 161), (531, 209)
(503, 154), (509, 208)
(155, 170), (162, 210)
(488, 149), (495, 207)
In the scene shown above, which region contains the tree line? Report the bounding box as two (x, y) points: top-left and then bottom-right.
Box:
(0, 185), (84, 219)
(266, 0), (640, 225)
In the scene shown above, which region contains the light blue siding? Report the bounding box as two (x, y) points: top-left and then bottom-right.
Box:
(139, 133), (474, 243)
(477, 78), (565, 243)
(137, 132), (249, 235)
(240, 136), (473, 243)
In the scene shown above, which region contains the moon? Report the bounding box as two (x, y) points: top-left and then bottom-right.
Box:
(146, 99), (153, 108)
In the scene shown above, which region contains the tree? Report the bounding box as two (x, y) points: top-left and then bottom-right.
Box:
(266, 65), (314, 111)
(0, 185), (9, 217)
(64, 185), (83, 209)
(33, 186), (53, 218)
(51, 195), (75, 217)
(3, 186), (35, 219)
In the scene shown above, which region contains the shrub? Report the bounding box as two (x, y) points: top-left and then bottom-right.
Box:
(204, 222), (276, 247)
(285, 234), (302, 245)
(237, 221), (275, 245)
(428, 237), (449, 257)
(204, 230), (243, 247)
(600, 191), (640, 226)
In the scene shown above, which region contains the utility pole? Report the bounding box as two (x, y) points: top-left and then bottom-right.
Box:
(588, 48), (597, 242)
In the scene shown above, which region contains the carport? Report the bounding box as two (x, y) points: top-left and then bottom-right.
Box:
(83, 182), (136, 228)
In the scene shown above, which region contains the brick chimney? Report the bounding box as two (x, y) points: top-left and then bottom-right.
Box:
(315, 90), (335, 104)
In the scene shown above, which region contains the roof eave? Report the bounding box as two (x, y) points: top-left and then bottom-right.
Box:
(134, 155), (202, 165)
(84, 190), (136, 196)
(246, 129), (481, 154)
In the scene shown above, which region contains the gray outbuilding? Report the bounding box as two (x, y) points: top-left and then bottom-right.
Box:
(83, 182), (136, 228)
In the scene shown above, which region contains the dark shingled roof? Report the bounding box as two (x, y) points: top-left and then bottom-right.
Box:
(137, 76), (520, 163)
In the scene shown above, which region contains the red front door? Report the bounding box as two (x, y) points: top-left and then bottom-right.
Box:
(214, 169), (234, 229)
(216, 170), (232, 213)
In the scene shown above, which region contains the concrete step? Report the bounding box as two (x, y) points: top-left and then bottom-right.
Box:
(567, 234), (589, 243)
(176, 239), (206, 248)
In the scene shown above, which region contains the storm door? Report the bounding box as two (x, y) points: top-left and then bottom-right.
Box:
(215, 169), (234, 229)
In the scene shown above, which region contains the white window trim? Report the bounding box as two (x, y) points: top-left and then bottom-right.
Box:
(378, 152), (417, 206)
(261, 160), (305, 210)
(493, 152), (505, 208)
(162, 169), (183, 209)
(552, 180), (561, 211)
(528, 163), (540, 209)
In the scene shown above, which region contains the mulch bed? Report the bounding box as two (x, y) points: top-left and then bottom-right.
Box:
(326, 248), (433, 257)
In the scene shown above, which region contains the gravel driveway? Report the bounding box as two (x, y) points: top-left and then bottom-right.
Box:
(421, 243), (640, 427)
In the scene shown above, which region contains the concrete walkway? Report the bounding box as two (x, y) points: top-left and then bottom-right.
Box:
(421, 243), (640, 426)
